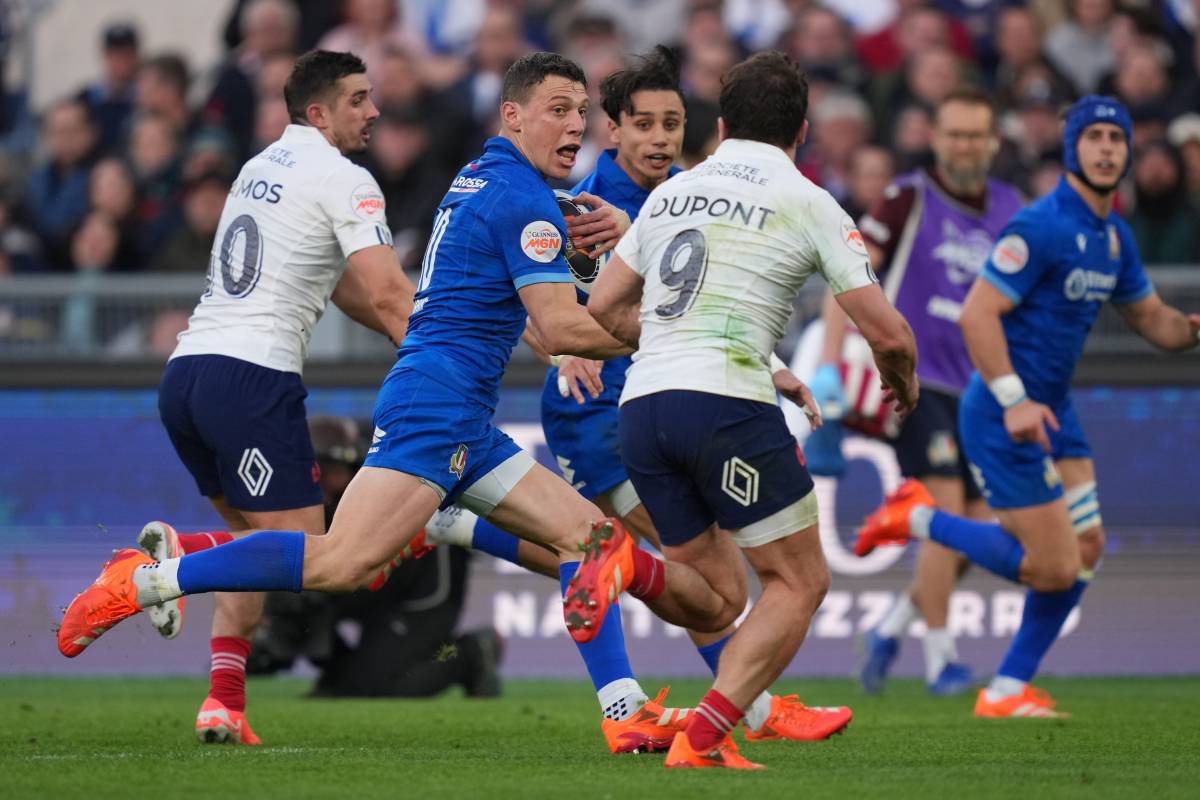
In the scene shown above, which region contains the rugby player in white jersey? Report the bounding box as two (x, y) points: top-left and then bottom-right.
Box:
(588, 51), (919, 769)
(142, 50), (413, 744)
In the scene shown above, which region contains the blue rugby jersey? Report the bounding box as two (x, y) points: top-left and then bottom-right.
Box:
(979, 177), (1152, 407)
(398, 137), (576, 409)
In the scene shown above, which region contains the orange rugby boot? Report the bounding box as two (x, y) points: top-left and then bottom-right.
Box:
(602, 687), (690, 754)
(136, 521), (187, 639)
(974, 685), (1069, 719)
(744, 695), (853, 741)
(58, 548), (150, 657)
(563, 519), (634, 643)
(367, 529), (434, 591)
(664, 732), (765, 770)
(195, 696), (263, 745)
(853, 478), (935, 556)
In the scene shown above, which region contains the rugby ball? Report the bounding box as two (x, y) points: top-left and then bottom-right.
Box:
(554, 189), (604, 294)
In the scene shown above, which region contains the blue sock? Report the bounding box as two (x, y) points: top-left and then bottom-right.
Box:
(696, 635), (732, 676)
(176, 530), (304, 594)
(929, 510), (1025, 583)
(472, 517), (521, 566)
(997, 579), (1088, 682)
(559, 561), (635, 691)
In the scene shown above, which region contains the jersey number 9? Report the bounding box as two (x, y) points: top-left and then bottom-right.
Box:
(654, 229), (708, 320)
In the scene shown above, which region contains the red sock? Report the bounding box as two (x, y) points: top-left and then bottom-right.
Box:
(686, 689), (743, 751)
(628, 546), (665, 602)
(178, 531), (234, 554)
(209, 636), (251, 712)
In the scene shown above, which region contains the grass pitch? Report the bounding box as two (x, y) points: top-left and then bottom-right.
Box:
(2, 676), (1197, 799)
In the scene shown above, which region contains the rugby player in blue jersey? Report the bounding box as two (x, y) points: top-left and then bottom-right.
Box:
(855, 96), (1200, 718)
(59, 53), (770, 750)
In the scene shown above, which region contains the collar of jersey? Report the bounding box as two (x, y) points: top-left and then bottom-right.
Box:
(1053, 175), (1109, 229)
(589, 148), (680, 209)
(483, 136), (543, 179)
(712, 138), (797, 169)
(281, 124), (335, 149)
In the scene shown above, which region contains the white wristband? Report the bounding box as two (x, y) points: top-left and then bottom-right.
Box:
(769, 352), (788, 374)
(549, 354), (563, 367)
(988, 374), (1027, 408)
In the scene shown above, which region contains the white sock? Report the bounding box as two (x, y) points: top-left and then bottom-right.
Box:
(598, 678), (647, 721)
(877, 593), (918, 639)
(922, 627), (958, 684)
(984, 675), (1026, 701)
(132, 559), (181, 606)
(743, 691), (773, 731)
(909, 505), (934, 539)
(424, 507), (477, 547)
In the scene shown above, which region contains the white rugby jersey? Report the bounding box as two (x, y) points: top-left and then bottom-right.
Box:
(616, 138), (877, 405)
(171, 124), (391, 374)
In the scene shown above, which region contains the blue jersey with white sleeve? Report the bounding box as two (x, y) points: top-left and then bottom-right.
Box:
(539, 149), (679, 500)
(979, 177), (1151, 408)
(399, 136), (576, 410)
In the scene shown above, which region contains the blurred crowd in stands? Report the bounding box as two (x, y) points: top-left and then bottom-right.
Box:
(0, 0), (1197, 288)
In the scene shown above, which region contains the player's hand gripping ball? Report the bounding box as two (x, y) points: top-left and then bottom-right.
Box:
(554, 190), (605, 294)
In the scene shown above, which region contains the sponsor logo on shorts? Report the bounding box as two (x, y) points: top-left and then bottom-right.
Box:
(990, 234), (1028, 274)
(350, 183), (386, 221)
(449, 444), (468, 477)
(238, 448), (273, 497)
(927, 431), (958, 468)
(721, 456), (759, 507)
(520, 220), (562, 263)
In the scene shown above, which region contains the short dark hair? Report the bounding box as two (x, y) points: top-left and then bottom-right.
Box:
(936, 85), (996, 127)
(719, 51), (808, 149)
(500, 52), (586, 105)
(284, 50), (367, 124)
(600, 45), (684, 123)
(141, 54), (190, 97)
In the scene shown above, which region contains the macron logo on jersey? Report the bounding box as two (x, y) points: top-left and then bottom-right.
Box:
(449, 175), (488, 193)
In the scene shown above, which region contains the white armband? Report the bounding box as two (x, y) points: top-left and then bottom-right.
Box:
(988, 374), (1027, 408)
(769, 352), (788, 374)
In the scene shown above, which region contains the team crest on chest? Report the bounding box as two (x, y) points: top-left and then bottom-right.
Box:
(449, 444), (468, 477)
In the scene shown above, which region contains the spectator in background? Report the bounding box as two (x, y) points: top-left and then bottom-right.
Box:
(79, 23), (140, 154)
(318, 0), (458, 90)
(1044, 0), (1116, 94)
(681, 36), (737, 103)
(873, 46), (966, 137)
(88, 157), (144, 272)
(856, 2), (976, 74)
(891, 103), (935, 172)
(1027, 158), (1064, 198)
(0, 195), (42, 274)
(24, 98), (99, 270)
(992, 6), (1073, 110)
(60, 211), (121, 352)
(800, 90), (873, 204)
(1167, 113), (1200, 207)
(135, 54), (196, 142)
(152, 169), (231, 273)
(127, 112), (183, 260)
(1126, 139), (1200, 264)
(204, 0), (300, 163)
(1112, 45), (1180, 121)
(253, 97), (291, 152)
(781, 5), (869, 95)
(992, 72), (1067, 193)
(434, 5), (529, 167)
(845, 145), (896, 221)
(361, 106), (449, 273)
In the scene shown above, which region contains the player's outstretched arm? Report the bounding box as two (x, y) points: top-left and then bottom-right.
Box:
(833, 283), (918, 417)
(960, 279), (1059, 451)
(586, 253), (644, 349)
(1115, 291), (1200, 352)
(520, 281), (632, 359)
(333, 245), (416, 346)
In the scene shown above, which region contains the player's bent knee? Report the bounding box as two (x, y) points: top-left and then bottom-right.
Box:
(1031, 561), (1081, 592)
